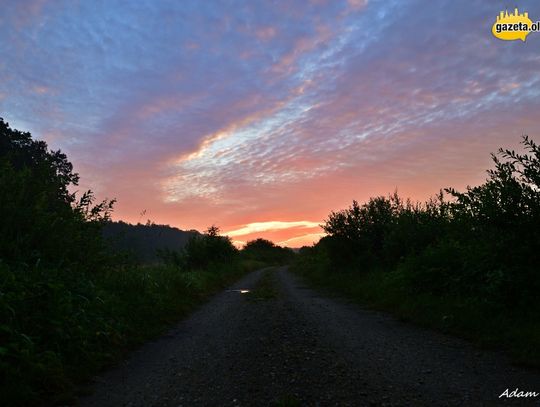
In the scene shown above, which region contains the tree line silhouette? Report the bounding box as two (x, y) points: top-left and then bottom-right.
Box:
(295, 135), (540, 362)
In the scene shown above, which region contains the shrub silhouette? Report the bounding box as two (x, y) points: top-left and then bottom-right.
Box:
(444, 136), (540, 305)
(165, 225), (239, 270)
(242, 238), (295, 265)
(302, 136), (539, 308)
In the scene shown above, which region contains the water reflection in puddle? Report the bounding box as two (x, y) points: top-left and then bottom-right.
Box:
(226, 289), (251, 294)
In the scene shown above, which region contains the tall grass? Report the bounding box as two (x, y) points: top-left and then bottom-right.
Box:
(0, 261), (253, 406)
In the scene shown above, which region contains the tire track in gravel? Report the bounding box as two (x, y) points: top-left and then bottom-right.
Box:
(79, 267), (540, 407)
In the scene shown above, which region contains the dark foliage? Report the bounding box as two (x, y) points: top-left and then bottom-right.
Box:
(320, 192), (450, 272)
(0, 118), (114, 270)
(159, 225), (239, 270)
(242, 238), (295, 265)
(298, 135), (540, 310)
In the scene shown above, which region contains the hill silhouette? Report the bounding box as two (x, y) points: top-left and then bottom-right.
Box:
(103, 221), (199, 263)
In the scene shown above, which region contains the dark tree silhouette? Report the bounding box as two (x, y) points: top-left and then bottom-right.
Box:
(242, 238), (295, 265)
(0, 118), (114, 269)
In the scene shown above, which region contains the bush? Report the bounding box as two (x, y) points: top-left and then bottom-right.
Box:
(295, 135), (540, 331)
(184, 226), (238, 269)
(241, 238), (295, 266)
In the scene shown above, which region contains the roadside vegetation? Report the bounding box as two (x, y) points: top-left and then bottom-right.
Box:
(293, 136), (540, 366)
(0, 119), (276, 406)
(241, 238), (296, 266)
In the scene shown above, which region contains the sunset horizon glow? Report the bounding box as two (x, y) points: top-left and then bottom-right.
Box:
(2, 1), (540, 247)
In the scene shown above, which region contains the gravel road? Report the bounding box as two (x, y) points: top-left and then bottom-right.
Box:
(79, 267), (540, 406)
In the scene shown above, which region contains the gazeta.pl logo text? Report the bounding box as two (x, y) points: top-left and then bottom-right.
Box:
(492, 8), (539, 41)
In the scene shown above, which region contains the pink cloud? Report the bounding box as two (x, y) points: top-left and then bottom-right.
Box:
(256, 26), (277, 41)
(347, 0), (368, 10)
(4, 1), (540, 248)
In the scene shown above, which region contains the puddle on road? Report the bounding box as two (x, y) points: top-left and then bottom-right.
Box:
(226, 271), (277, 301)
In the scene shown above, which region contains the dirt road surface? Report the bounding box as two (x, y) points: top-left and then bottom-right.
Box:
(79, 267), (540, 406)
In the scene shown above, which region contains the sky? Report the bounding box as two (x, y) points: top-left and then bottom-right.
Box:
(1, 0), (540, 247)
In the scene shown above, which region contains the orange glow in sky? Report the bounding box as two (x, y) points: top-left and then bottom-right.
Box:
(3, 1), (540, 246)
